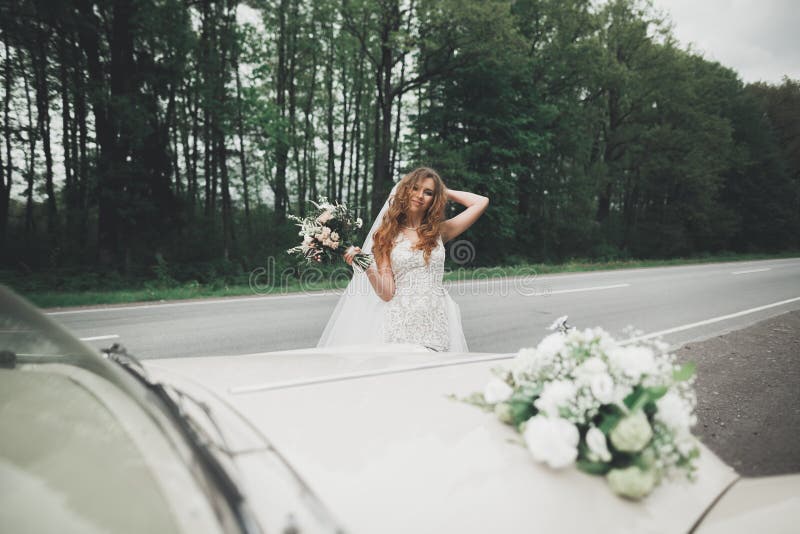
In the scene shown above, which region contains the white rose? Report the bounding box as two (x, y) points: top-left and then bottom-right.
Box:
(610, 410), (653, 453)
(655, 391), (696, 433)
(494, 402), (514, 424)
(356, 217), (363, 228)
(607, 466), (657, 500)
(534, 380), (577, 417)
(607, 345), (657, 380)
(575, 357), (607, 379)
(484, 378), (513, 404)
(523, 416), (579, 469)
(537, 332), (566, 359)
(589, 373), (616, 404)
(321, 226), (332, 237)
(330, 231), (340, 242)
(586, 426), (612, 462)
(512, 333), (565, 379)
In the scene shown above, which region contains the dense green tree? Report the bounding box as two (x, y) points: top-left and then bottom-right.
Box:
(0, 0), (796, 281)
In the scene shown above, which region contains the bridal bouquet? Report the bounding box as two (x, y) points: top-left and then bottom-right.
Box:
(286, 197), (373, 270)
(472, 317), (699, 500)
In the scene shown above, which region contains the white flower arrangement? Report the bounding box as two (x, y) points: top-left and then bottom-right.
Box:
(468, 319), (700, 500)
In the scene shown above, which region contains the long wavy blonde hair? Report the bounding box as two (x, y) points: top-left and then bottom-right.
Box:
(372, 167), (447, 267)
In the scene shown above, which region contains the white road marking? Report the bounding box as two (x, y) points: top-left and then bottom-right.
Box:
(549, 283), (630, 295)
(79, 334), (120, 341)
(46, 291), (327, 315)
(621, 296), (800, 344)
(732, 268), (771, 275)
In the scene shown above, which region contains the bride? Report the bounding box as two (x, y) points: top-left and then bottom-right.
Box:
(317, 167), (489, 352)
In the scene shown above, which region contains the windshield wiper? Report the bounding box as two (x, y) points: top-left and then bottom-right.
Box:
(102, 343), (262, 534)
(102, 344), (236, 453)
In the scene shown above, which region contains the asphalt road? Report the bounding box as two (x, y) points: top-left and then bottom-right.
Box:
(674, 310), (800, 477)
(46, 257), (800, 360)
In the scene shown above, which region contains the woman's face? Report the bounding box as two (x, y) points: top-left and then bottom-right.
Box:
(407, 177), (435, 215)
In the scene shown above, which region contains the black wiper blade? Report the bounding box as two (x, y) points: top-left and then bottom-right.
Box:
(162, 382), (237, 455)
(102, 343), (261, 534)
(103, 344), (236, 455)
(102, 343), (149, 379)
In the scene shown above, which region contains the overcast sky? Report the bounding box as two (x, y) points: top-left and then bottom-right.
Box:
(649, 0), (799, 83)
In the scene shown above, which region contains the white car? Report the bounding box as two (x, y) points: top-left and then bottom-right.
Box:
(1, 285), (798, 533)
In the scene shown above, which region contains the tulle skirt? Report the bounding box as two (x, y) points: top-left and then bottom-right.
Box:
(317, 271), (469, 353)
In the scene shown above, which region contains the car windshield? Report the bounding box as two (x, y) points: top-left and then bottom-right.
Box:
(0, 287), (108, 366)
(0, 287), (230, 534)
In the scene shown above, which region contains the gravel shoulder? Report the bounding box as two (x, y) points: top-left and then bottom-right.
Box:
(674, 310), (800, 477)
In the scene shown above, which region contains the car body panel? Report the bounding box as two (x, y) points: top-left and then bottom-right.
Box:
(693, 474), (800, 534)
(145, 346), (739, 534)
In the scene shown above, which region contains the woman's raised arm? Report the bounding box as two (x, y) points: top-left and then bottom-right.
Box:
(440, 188), (489, 243)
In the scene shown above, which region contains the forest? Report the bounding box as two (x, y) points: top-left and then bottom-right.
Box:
(1, 0), (798, 289)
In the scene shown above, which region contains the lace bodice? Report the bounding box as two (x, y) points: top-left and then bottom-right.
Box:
(382, 232), (450, 351)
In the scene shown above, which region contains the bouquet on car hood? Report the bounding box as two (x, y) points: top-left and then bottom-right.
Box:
(286, 197), (372, 270)
(473, 317), (699, 500)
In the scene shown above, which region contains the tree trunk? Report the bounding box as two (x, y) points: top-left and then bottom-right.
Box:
(351, 47), (365, 212)
(179, 81), (194, 205)
(34, 17), (57, 237)
(287, 0), (300, 215)
(299, 21), (319, 216)
(233, 43), (251, 238)
(217, 0), (235, 258)
(58, 33), (75, 236)
(337, 56), (350, 203)
(72, 39), (89, 249)
(1, 38), (13, 248)
(273, 0), (290, 222)
(390, 51), (406, 177)
(371, 0), (400, 217)
(76, 0), (134, 265)
(324, 19), (335, 200)
(188, 79), (200, 208)
(20, 53), (37, 236)
(597, 87), (620, 225)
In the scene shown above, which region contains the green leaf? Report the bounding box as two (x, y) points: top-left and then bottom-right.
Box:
(449, 392), (493, 412)
(514, 383), (543, 400)
(625, 385), (668, 412)
(645, 386), (668, 402)
(576, 459), (612, 475)
(509, 398), (536, 426)
(598, 412), (623, 434)
(673, 362), (696, 382)
(623, 386), (646, 410)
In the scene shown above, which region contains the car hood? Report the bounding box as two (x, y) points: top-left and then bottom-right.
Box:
(144, 346), (738, 534)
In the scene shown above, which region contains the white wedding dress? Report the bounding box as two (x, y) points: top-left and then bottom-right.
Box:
(317, 231), (469, 353)
(383, 232), (451, 351)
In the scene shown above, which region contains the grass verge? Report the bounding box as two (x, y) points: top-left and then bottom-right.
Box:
(4, 251), (797, 309)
